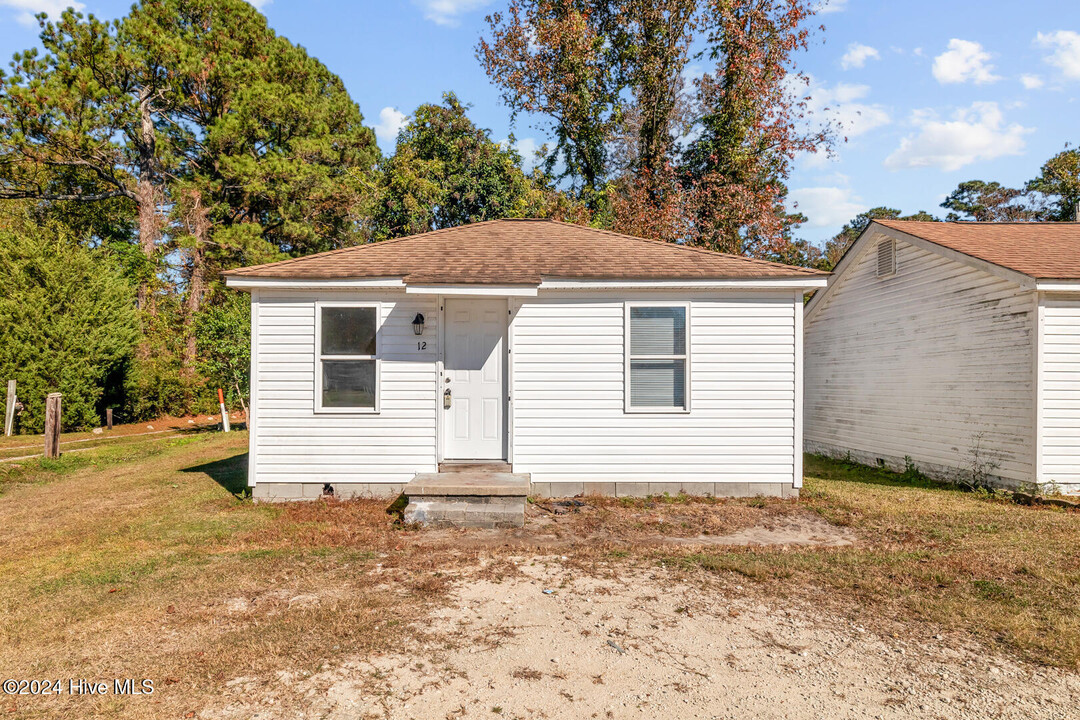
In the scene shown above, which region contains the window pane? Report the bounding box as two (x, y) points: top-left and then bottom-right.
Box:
(630, 360), (685, 408)
(322, 307), (376, 355)
(322, 360), (376, 408)
(630, 306), (685, 355)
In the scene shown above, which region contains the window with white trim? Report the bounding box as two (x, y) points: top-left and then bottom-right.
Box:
(625, 303), (689, 412)
(315, 303), (380, 412)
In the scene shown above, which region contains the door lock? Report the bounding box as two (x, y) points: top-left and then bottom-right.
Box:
(443, 388), (452, 409)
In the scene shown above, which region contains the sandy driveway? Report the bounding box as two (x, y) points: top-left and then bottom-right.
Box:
(211, 558), (1078, 720)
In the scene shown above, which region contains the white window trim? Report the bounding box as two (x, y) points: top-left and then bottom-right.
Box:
(624, 300), (691, 414)
(314, 300), (381, 414)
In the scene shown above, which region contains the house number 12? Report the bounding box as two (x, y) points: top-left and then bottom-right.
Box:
(417, 341), (427, 350)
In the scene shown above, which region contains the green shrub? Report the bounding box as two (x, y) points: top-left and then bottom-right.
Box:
(0, 207), (138, 432)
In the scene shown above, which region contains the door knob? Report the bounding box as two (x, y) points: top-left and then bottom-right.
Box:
(443, 388), (452, 409)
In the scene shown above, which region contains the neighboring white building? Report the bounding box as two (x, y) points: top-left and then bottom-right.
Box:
(804, 220), (1080, 494)
(224, 219), (827, 500)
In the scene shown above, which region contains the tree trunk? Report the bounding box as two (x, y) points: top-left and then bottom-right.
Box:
(184, 243), (206, 367)
(136, 87), (159, 312)
(182, 189), (211, 369)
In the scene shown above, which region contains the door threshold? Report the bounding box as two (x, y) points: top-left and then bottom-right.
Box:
(439, 461), (511, 473)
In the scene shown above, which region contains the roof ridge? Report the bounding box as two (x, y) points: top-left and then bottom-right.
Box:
(541, 219), (824, 276)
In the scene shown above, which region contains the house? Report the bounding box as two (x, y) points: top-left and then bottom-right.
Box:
(223, 219), (828, 501)
(804, 220), (1080, 494)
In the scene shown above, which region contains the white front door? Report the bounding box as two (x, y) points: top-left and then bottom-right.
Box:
(443, 298), (506, 460)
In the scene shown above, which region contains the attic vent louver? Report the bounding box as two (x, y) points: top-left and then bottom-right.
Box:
(876, 238), (896, 278)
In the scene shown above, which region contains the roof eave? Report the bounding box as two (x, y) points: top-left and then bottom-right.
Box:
(225, 275), (828, 292)
(224, 276), (406, 290)
(538, 277), (828, 290)
(1035, 279), (1080, 292)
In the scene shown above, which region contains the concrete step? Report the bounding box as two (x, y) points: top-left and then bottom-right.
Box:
(406, 472), (530, 497)
(403, 495), (525, 529)
(403, 470), (530, 528)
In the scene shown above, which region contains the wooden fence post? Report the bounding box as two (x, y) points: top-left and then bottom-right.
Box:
(4, 380), (14, 437)
(44, 393), (62, 459)
(106, 408), (113, 430)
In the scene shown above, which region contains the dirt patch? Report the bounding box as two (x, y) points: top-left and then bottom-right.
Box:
(207, 562), (1079, 720)
(412, 497), (854, 549)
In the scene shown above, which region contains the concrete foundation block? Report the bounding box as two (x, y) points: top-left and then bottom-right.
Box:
(582, 482), (616, 496)
(331, 483), (368, 499)
(545, 482), (583, 498)
(252, 482), (406, 502)
(615, 482), (650, 498)
(747, 483), (785, 498)
(678, 482), (715, 497)
(648, 482), (683, 497)
(530, 482), (551, 498)
(715, 482), (751, 498)
(252, 482), (306, 502)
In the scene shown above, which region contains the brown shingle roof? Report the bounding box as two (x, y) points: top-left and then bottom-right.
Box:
(223, 219), (826, 283)
(876, 220), (1080, 280)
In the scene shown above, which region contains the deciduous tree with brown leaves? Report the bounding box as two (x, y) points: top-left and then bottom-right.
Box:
(479, 0), (833, 258)
(681, 0), (832, 256)
(478, 0), (624, 204)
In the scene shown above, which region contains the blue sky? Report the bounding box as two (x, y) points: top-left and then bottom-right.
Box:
(1, 0), (1077, 246)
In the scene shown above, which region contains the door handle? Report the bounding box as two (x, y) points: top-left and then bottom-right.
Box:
(443, 388), (452, 409)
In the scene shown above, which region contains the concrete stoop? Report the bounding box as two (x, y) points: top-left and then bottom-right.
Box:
(403, 470), (530, 528)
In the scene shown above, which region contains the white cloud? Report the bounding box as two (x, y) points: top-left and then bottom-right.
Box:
(682, 63), (706, 83)
(1021, 74), (1044, 89)
(803, 77), (891, 139)
(0, 0), (85, 26)
(815, 0), (847, 14)
(502, 136), (542, 171)
(840, 43), (880, 70)
(789, 186), (866, 228)
(414, 0), (490, 27)
(1036, 30), (1080, 81)
(932, 39), (1000, 85)
(246, 0), (271, 9)
(373, 107), (408, 147)
(884, 102), (1031, 172)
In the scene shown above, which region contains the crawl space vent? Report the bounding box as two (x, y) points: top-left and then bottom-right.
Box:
(876, 238), (896, 278)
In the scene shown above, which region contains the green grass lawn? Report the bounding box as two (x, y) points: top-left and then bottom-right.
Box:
(1, 433), (1077, 719)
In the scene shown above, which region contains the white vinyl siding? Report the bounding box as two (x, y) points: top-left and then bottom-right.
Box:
(511, 292), (798, 484)
(1039, 296), (1080, 489)
(251, 290), (438, 485)
(805, 236), (1035, 483)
